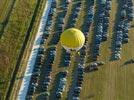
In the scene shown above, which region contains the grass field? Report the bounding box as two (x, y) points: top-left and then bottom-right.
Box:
(0, 0), (134, 100)
(0, 0), (45, 99)
(9, 0), (47, 99)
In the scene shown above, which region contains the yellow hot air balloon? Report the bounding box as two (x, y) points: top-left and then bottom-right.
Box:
(60, 28), (85, 52)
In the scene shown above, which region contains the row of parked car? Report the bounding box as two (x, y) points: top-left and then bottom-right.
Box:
(50, 0), (69, 45)
(26, 47), (45, 98)
(41, 0), (57, 44)
(126, 0), (134, 21)
(121, 0), (134, 44)
(112, 0), (134, 60)
(41, 47), (56, 99)
(55, 71), (68, 98)
(82, 0), (94, 37)
(85, 61), (105, 72)
(101, 0), (112, 41)
(70, 1), (95, 99)
(39, 1), (58, 99)
(72, 64), (84, 100)
(66, 1), (82, 28)
(60, 1), (82, 67)
(55, 1), (85, 99)
(71, 45), (87, 100)
(26, 0), (57, 99)
(61, 49), (71, 67)
(41, 0), (70, 99)
(39, 0), (71, 99)
(92, 0), (112, 61)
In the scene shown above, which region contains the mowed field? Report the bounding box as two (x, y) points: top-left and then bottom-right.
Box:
(0, 0), (47, 99)
(24, 0), (134, 100)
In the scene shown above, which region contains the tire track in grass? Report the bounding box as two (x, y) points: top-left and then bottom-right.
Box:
(0, 0), (9, 20)
(0, 0), (16, 38)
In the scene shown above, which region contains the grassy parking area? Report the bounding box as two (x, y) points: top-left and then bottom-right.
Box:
(29, 0), (134, 100)
(1, 0), (134, 99)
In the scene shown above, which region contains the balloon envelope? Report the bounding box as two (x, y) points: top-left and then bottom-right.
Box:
(60, 28), (85, 51)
